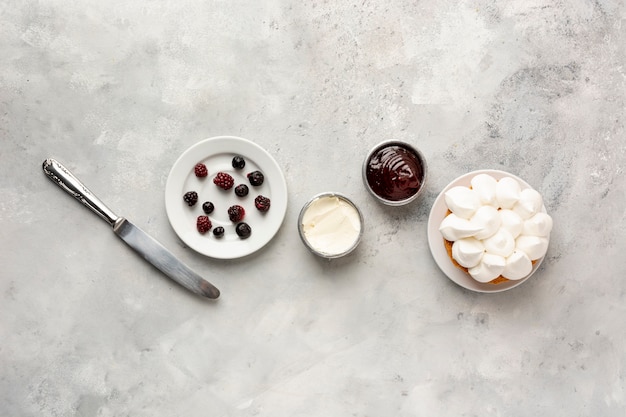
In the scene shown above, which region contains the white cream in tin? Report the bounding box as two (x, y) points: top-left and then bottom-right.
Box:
(300, 195), (362, 257)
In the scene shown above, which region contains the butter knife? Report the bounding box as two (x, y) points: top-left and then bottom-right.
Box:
(42, 158), (220, 299)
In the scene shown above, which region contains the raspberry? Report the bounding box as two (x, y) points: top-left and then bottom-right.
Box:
(202, 201), (215, 214)
(194, 163), (208, 177)
(196, 215), (212, 234)
(234, 184), (249, 197)
(235, 222), (252, 239)
(213, 172), (234, 190)
(254, 195), (271, 212)
(213, 226), (225, 238)
(227, 205), (245, 222)
(183, 191), (198, 206)
(247, 170), (264, 186)
(232, 156), (245, 169)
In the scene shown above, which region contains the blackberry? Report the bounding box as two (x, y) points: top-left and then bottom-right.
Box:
(194, 163), (208, 177)
(234, 184), (249, 197)
(232, 155), (246, 169)
(196, 215), (212, 234)
(212, 226), (225, 238)
(202, 201), (215, 214)
(235, 222), (252, 239)
(227, 205), (245, 222)
(254, 195), (271, 212)
(247, 170), (264, 186)
(183, 191), (198, 206)
(213, 172), (234, 190)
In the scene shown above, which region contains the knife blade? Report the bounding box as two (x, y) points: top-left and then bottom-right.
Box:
(42, 158), (220, 299)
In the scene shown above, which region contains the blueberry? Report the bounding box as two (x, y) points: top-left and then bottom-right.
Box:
(202, 201), (215, 214)
(232, 156), (245, 169)
(234, 184), (249, 197)
(235, 222), (251, 239)
(213, 226), (225, 238)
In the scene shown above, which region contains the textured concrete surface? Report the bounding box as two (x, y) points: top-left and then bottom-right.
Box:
(1, 1), (625, 416)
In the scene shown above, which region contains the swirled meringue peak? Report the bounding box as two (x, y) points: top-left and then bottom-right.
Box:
(515, 235), (549, 260)
(440, 173), (552, 282)
(470, 173), (498, 206)
(452, 238), (484, 268)
(439, 213), (482, 241)
(469, 253), (506, 283)
(495, 177), (521, 209)
(483, 228), (515, 257)
(499, 209), (524, 239)
(522, 212), (553, 237)
(471, 205), (501, 240)
(513, 188), (543, 220)
(444, 186), (480, 219)
(503, 250), (533, 280)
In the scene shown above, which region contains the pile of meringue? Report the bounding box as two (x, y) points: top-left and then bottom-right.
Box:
(439, 173), (553, 283)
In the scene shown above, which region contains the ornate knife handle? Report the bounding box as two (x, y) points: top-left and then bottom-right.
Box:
(42, 158), (119, 227)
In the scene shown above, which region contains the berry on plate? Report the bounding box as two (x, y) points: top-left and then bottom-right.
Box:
(194, 163), (208, 177)
(235, 222), (252, 239)
(254, 195), (271, 212)
(196, 215), (212, 234)
(234, 184), (249, 197)
(213, 172), (235, 190)
(202, 201), (215, 214)
(183, 191), (198, 206)
(212, 226), (225, 238)
(232, 156), (246, 170)
(247, 170), (264, 186)
(227, 205), (245, 222)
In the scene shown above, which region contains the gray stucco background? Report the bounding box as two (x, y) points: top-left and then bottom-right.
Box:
(2, 1), (625, 416)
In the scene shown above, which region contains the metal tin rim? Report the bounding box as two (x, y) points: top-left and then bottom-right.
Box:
(297, 192), (364, 259)
(361, 139), (428, 206)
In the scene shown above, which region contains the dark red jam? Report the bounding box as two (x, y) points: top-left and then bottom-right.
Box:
(366, 144), (424, 201)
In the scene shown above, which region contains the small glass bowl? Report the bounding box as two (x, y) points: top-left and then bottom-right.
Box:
(297, 192), (364, 259)
(362, 140), (428, 206)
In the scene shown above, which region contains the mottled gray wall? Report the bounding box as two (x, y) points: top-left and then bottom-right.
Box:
(1, 1), (625, 416)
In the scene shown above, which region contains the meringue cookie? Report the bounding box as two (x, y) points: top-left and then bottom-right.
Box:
(471, 205), (501, 240)
(482, 228), (515, 257)
(522, 212), (553, 237)
(469, 253), (506, 283)
(503, 250), (533, 280)
(495, 177), (521, 209)
(439, 213), (483, 241)
(470, 173), (498, 206)
(444, 186), (481, 219)
(515, 235), (549, 260)
(499, 209), (524, 239)
(452, 238), (485, 268)
(513, 188), (543, 220)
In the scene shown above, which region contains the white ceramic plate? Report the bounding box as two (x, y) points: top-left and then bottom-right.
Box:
(427, 169), (547, 293)
(165, 136), (288, 259)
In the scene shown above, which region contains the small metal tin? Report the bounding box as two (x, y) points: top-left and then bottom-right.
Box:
(362, 139), (428, 206)
(297, 192), (364, 259)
